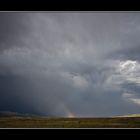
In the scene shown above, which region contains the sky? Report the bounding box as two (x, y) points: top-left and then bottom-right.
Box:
(0, 12), (140, 117)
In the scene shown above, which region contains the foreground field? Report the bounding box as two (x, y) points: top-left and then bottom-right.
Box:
(1, 117), (140, 128)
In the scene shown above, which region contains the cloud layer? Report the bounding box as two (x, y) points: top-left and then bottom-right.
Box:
(0, 13), (140, 117)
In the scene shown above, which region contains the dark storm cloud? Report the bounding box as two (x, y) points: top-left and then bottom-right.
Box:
(1, 12), (140, 117)
(109, 45), (140, 61)
(0, 13), (30, 52)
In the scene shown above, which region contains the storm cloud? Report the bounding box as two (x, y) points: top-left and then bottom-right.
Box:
(1, 12), (140, 117)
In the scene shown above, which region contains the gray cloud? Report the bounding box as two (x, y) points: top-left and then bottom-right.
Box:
(1, 13), (140, 117)
(0, 13), (30, 52)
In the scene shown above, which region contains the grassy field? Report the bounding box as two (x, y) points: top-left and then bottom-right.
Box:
(1, 116), (140, 128)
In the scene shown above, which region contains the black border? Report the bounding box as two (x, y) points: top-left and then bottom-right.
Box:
(0, 0), (140, 137)
(0, 0), (140, 11)
(0, 128), (139, 138)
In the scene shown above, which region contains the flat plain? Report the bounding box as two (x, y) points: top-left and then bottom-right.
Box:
(0, 116), (140, 128)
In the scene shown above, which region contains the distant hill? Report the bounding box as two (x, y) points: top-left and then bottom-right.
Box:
(0, 111), (20, 117)
(1, 111), (140, 118)
(0, 111), (39, 118)
(114, 114), (140, 118)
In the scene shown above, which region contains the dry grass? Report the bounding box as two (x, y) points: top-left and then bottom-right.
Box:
(0, 117), (140, 128)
